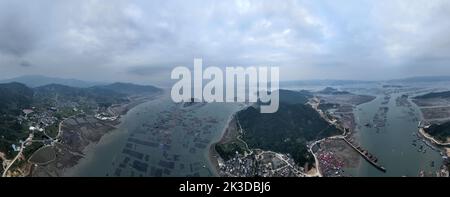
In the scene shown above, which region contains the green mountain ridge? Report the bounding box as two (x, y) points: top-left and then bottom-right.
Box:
(0, 75), (104, 88)
(0, 82), (34, 115)
(0, 82), (162, 113)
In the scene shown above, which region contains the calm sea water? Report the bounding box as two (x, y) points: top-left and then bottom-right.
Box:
(67, 94), (242, 177)
(346, 93), (443, 177)
(67, 88), (445, 177)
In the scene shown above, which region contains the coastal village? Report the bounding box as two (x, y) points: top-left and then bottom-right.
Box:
(214, 87), (450, 177)
(0, 82), (162, 177)
(0, 100), (123, 177)
(1, 84), (449, 177)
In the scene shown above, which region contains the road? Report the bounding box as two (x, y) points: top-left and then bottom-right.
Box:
(257, 150), (309, 177)
(2, 134), (33, 177)
(2, 115), (74, 177)
(235, 118), (251, 152)
(307, 97), (350, 177)
(55, 112), (85, 140)
(419, 128), (450, 146)
(418, 105), (450, 109)
(307, 135), (345, 177)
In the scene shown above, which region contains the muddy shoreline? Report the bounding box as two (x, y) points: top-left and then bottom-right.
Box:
(29, 94), (161, 177)
(208, 114), (238, 176)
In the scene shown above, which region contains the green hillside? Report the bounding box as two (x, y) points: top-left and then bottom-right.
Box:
(426, 121), (450, 143)
(217, 90), (340, 167)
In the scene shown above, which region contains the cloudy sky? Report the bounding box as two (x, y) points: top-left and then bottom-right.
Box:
(1, 0), (450, 85)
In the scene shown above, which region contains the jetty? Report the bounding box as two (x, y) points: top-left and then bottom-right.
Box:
(343, 136), (387, 172)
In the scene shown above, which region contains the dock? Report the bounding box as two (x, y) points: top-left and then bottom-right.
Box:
(343, 137), (387, 172)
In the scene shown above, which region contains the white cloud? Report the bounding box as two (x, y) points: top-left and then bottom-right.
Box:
(1, 0), (450, 82)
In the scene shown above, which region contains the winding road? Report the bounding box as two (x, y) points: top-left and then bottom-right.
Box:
(2, 134), (33, 177)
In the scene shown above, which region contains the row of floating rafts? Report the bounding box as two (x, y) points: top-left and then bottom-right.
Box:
(345, 136), (386, 171)
(355, 145), (379, 163)
(366, 153), (378, 163)
(343, 136), (379, 163)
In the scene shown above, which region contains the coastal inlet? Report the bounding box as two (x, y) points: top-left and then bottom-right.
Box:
(67, 93), (244, 177)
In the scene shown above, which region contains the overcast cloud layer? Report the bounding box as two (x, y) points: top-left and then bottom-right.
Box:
(1, 0), (450, 85)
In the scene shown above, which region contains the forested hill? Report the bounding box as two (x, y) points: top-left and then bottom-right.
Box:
(236, 89), (340, 166)
(0, 82), (34, 115)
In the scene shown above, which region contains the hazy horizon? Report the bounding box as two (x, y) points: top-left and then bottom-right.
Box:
(4, 74), (450, 88)
(1, 0), (450, 84)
